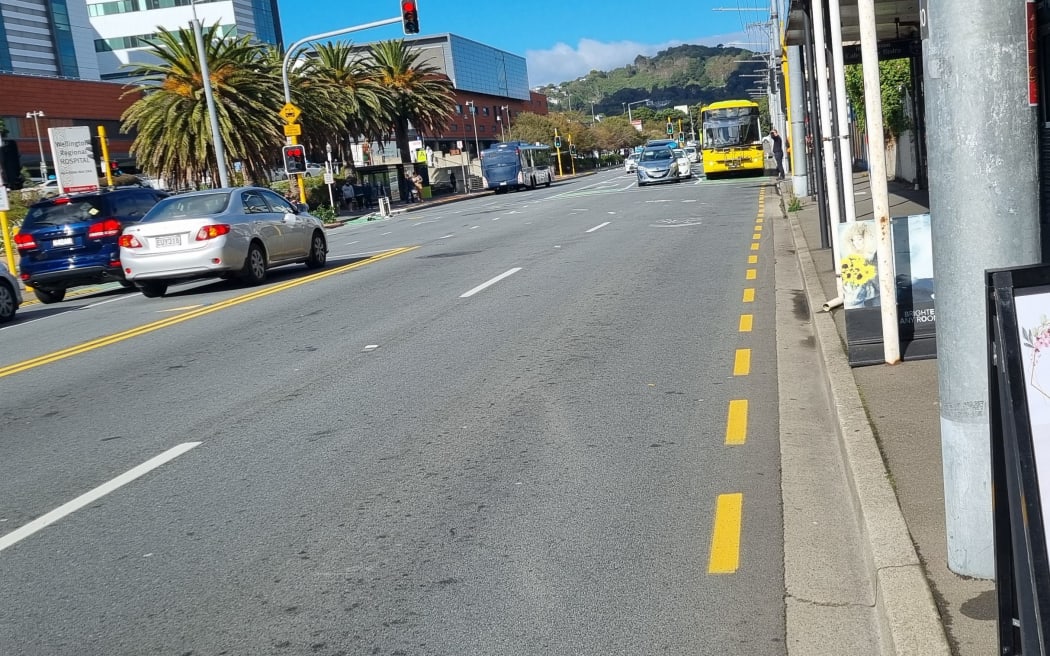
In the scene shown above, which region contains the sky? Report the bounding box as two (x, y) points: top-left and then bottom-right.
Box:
(275, 1), (773, 88)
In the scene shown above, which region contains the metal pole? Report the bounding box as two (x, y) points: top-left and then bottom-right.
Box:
(925, 0), (1037, 578)
(467, 101), (480, 164)
(786, 44), (807, 196)
(325, 142), (334, 208)
(26, 111), (47, 181)
(856, 0), (899, 364)
(810, 0), (845, 306)
(190, 15), (229, 188)
(827, 0), (857, 224)
(0, 132), (16, 276)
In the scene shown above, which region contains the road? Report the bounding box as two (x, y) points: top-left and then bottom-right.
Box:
(0, 169), (792, 654)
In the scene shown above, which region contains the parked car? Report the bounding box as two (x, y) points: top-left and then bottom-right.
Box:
(685, 146), (699, 163)
(0, 262), (22, 323)
(303, 162), (325, 177)
(624, 153), (638, 173)
(14, 187), (169, 304)
(635, 147), (681, 186)
(673, 148), (693, 179)
(119, 187), (328, 298)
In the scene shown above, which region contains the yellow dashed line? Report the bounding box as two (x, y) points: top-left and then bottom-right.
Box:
(755, 225), (763, 232)
(726, 400), (748, 445)
(752, 233), (761, 240)
(748, 255), (757, 264)
(739, 314), (753, 332)
(750, 243), (759, 251)
(733, 349), (751, 376)
(742, 288), (755, 303)
(745, 269), (757, 280)
(708, 493), (743, 574)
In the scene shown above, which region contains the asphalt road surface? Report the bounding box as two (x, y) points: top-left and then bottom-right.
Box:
(0, 169), (790, 655)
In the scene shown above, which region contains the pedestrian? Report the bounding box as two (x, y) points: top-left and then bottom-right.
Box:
(411, 171), (424, 202)
(449, 169), (457, 193)
(348, 179), (361, 209)
(364, 182), (375, 209)
(769, 129), (786, 180)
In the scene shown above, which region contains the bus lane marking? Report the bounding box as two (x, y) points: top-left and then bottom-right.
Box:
(0, 247), (418, 379)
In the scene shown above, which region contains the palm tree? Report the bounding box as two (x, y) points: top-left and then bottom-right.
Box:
(121, 24), (283, 189)
(297, 41), (386, 164)
(367, 40), (456, 164)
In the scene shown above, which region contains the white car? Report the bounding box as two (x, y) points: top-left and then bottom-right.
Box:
(303, 162), (325, 177)
(673, 149), (693, 179)
(0, 262), (22, 323)
(685, 146), (699, 163)
(624, 154), (638, 173)
(119, 187), (328, 298)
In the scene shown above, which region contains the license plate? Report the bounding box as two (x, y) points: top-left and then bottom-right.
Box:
(155, 234), (182, 247)
(51, 237), (73, 247)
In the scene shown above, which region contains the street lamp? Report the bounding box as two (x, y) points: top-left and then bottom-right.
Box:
(625, 98), (650, 123)
(496, 114), (505, 141)
(501, 105), (511, 137)
(466, 101), (480, 159)
(25, 111), (47, 182)
(190, 0), (229, 188)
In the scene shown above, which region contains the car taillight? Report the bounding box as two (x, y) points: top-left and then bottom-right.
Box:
(88, 218), (122, 239)
(195, 224), (231, 241)
(118, 234), (141, 248)
(14, 232), (37, 252)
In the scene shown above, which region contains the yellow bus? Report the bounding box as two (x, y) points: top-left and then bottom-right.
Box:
(700, 100), (765, 179)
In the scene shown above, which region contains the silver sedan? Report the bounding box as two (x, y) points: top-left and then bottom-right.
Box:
(119, 187), (328, 298)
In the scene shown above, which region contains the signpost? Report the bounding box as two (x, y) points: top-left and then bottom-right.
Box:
(48, 126), (99, 195)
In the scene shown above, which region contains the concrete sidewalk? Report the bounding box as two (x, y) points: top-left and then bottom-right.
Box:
(780, 173), (998, 655)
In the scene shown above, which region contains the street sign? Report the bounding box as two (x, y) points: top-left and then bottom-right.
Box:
(48, 126), (100, 195)
(283, 123), (302, 137)
(323, 172), (334, 185)
(280, 102), (302, 124)
(0, 185), (8, 212)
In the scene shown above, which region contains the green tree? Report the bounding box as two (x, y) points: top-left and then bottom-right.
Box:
(121, 23), (283, 189)
(508, 112), (556, 146)
(844, 59), (912, 142)
(591, 115), (645, 152)
(368, 40), (456, 164)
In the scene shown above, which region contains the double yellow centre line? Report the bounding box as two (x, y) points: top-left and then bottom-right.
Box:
(0, 247), (417, 379)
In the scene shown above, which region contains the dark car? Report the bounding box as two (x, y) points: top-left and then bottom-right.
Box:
(14, 187), (169, 304)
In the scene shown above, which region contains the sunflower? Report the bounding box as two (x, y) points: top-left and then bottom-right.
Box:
(840, 253), (876, 287)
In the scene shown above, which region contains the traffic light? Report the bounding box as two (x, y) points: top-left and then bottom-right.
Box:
(554, 135), (562, 149)
(283, 144), (306, 175)
(569, 144), (576, 155)
(401, 1), (419, 34)
(666, 122), (674, 135)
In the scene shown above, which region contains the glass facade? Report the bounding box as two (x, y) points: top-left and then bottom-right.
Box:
(448, 35), (530, 101)
(250, 0), (280, 46)
(96, 24), (235, 52)
(0, 6), (11, 73)
(48, 0), (80, 78)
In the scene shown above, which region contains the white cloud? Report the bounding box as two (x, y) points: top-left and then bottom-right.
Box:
(525, 33), (751, 87)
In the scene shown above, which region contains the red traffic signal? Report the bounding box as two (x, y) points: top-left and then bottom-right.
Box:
(401, 0), (419, 34)
(282, 144), (306, 175)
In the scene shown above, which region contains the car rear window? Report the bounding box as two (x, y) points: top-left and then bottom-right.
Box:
(143, 192), (230, 222)
(22, 197), (106, 229)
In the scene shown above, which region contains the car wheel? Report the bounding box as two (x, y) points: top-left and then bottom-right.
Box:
(545, 176), (551, 188)
(138, 281), (168, 298)
(305, 230), (327, 269)
(33, 287), (66, 304)
(0, 280), (17, 322)
(529, 176), (536, 190)
(118, 278), (135, 289)
(240, 242), (267, 285)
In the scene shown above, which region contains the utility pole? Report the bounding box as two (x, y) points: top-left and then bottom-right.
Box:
(925, 0), (1038, 579)
(190, 2), (229, 188)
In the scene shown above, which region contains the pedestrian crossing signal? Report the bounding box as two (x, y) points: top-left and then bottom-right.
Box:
(283, 145), (306, 175)
(554, 135), (562, 148)
(401, 1), (420, 34)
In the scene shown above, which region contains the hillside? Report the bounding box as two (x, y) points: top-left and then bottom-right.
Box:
(536, 44), (764, 116)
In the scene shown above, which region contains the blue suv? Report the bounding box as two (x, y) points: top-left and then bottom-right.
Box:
(15, 187), (168, 304)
